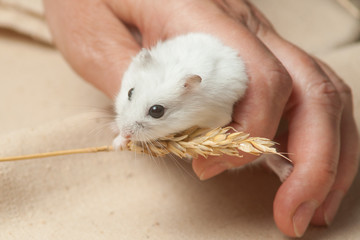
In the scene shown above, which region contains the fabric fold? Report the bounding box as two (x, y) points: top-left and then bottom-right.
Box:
(0, 0), (51, 43)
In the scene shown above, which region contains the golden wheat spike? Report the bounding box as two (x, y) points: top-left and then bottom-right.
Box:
(0, 127), (287, 162)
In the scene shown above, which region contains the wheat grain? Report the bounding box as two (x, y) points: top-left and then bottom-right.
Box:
(0, 126), (288, 162)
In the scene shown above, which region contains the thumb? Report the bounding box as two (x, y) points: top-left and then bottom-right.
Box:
(44, 0), (141, 98)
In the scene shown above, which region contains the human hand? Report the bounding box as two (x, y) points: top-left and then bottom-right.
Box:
(43, 0), (359, 237)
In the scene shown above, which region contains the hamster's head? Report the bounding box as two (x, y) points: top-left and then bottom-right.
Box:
(114, 49), (207, 142)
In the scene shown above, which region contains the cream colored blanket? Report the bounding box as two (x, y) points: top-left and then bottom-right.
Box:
(0, 0), (51, 43)
(0, 1), (360, 239)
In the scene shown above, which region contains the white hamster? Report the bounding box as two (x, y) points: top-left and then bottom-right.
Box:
(113, 32), (293, 181)
(113, 33), (247, 147)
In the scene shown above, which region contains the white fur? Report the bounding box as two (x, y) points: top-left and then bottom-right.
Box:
(114, 33), (247, 143)
(113, 33), (293, 181)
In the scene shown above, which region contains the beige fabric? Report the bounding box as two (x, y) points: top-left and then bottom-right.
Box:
(0, 30), (110, 136)
(1, 113), (359, 240)
(252, 0), (360, 53)
(0, 0), (51, 43)
(0, 0), (360, 239)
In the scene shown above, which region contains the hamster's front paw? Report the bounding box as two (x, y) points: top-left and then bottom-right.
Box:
(112, 135), (130, 151)
(264, 155), (294, 182)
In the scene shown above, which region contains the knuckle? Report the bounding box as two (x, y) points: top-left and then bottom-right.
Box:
(248, 6), (274, 36)
(266, 64), (293, 94)
(307, 79), (343, 116)
(218, 0), (251, 19)
(217, 0), (274, 34)
(315, 161), (338, 185)
(337, 81), (353, 99)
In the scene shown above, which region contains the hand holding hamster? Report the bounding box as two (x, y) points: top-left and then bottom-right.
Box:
(113, 33), (291, 182)
(45, 0), (359, 237)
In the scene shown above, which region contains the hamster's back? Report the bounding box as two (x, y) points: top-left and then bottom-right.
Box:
(151, 33), (247, 103)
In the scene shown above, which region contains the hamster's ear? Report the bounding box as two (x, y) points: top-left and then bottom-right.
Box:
(183, 75), (202, 90)
(136, 48), (152, 65)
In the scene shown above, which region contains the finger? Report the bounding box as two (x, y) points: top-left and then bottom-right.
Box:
(192, 153), (256, 181)
(310, 59), (360, 226)
(257, 30), (343, 237)
(146, 2), (293, 178)
(43, 0), (141, 98)
(192, 156), (232, 181)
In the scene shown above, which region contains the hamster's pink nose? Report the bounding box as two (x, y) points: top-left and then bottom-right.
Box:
(124, 134), (132, 139)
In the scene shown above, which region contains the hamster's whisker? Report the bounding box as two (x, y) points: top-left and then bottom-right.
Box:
(132, 132), (139, 165)
(87, 121), (115, 138)
(139, 140), (155, 167)
(146, 139), (167, 172)
(153, 138), (195, 180)
(84, 106), (116, 122)
(142, 133), (189, 179)
(146, 142), (161, 168)
(142, 134), (164, 170)
(87, 104), (115, 115)
(87, 114), (115, 120)
(85, 105), (117, 138)
(142, 138), (155, 162)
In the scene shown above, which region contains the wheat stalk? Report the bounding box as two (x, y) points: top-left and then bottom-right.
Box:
(0, 126), (287, 162)
(127, 126), (279, 158)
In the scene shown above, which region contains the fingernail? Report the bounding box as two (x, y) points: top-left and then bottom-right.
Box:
(293, 200), (319, 237)
(324, 190), (345, 226)
(199, 162), (231, 180)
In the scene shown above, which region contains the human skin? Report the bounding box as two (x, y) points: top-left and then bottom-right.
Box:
(43, 0), (359, 237)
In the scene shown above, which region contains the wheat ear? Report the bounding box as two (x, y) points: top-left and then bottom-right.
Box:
(0, 126), (287, 162)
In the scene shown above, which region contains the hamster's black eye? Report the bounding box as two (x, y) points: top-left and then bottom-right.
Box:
(148, 105), (165, 118)
(128, 88), (134, 100)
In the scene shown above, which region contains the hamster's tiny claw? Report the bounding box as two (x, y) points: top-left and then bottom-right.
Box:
(112, 135), (130, 151)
